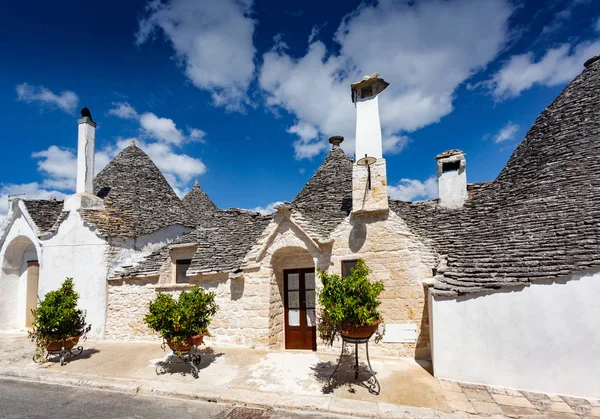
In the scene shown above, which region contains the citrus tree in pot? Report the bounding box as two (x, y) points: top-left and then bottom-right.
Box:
(28, 277), (92, 363)
(144, 286), (219, 352)
(317, 258), (385, 345)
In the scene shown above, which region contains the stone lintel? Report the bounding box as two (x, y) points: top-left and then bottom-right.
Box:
(78, 116), (97, 128)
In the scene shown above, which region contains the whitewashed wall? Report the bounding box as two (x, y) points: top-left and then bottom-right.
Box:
(430, 273), (600, 399)
(41, 211), (109, 339)
(0, 210), (40, 332)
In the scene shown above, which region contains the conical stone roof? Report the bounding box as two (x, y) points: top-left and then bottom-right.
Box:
(291, 142), (353, 238)
(183, 179), (218, 225)
(391, 55), (600, 296)
(80, 144), (193, 239)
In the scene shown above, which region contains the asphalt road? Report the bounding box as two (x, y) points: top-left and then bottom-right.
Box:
(0, 378), (343, 419)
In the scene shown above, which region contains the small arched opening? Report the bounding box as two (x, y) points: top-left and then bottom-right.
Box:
(0, 236), (39, 331)
(269, 246), (316, 351)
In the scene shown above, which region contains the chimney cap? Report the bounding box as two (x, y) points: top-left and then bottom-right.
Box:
(80, 106), (92, 120)
(329, 136), (344, 146)
(435, 149), (465, 160)
(351, 74), (389, 102)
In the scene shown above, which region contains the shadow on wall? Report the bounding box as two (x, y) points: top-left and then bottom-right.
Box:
(230, 276), (244, 301)
(416, 284), (431, 366)
(349, 222), (367, 253)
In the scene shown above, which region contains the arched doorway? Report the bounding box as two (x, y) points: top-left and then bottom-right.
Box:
(269, 247), (316, 350)
(0, 236), (39, 331)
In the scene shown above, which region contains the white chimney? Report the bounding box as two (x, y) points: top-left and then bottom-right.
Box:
(77, 111), (96, 194)
(64, 107), (104, 212)
(436, 150), (467, 209)
(351, 74), (389, 214)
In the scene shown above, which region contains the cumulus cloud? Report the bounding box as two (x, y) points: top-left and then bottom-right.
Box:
(249, 201), (285, 215)
(486, 39), (600, 100)
(107, 102), (139, 120)
(493, 121), (520, 143)
(31, 146), (77, 190)
(16, 83), (79, 113)
(139, 112), (186, 144)
(136, 0), (256, 111)
(259, 0), (513, 159)
(388, 177), (438, 202)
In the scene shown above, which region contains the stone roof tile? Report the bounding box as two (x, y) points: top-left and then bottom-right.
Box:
(22, 199), (64, 234)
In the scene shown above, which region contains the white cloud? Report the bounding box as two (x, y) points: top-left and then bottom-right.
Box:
(487, 39), (600, 100)
(136, 0), (256, 111)
(188, 127), (206, 142)
(108, 102), (139, 120)
(31, 146), (77, 191)
(249, 201), (285, 215)
(493, 121), (520, 143)
(383, 135), (410, 155)
(287, 121), (327, 159)
(140, 112), (186, 144)
(388, 177), (438, 202)
(16, 83), (79, 114)
(259, 0), (513, 160)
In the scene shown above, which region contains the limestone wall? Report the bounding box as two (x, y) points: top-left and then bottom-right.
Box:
(328, 210), (436, 359)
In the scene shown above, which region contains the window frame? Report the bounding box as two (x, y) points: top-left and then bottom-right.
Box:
(342, 259), (359, 279)
(175, 259), (192, 283)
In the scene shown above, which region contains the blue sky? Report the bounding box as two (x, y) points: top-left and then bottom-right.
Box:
(2, 0), (600, 220)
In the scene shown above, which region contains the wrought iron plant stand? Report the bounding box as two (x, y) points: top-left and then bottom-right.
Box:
(33, 338), (84, 366)
(156, 339), (202, 379)
(328, 335), (380, 395)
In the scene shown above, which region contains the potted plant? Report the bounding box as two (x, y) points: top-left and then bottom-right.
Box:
(317, 258), (385, 345)
(28, 277), (92, 363)
(144, 286), (218, 352)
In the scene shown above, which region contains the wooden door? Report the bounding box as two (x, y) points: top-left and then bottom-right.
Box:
(284, 269), (316, 350)
(25, 261), (39, 327)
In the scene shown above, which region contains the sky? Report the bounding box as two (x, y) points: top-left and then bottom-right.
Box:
(2, 0), (600, 223)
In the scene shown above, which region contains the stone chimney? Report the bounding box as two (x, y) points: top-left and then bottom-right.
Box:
(436, 150), (467, 209)
(351, 74), (389, 214)
(64, 107), (104, 211)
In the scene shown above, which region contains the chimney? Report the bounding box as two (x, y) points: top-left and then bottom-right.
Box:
(351, 74), (389, 214)
(436, 150), (467, 209)
(77, 107), (96, 194)
(63, 107), (104, 211)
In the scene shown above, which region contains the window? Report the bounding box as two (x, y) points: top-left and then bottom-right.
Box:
(176, 259), (192, 283)
(442, 161), (461, 172)
(342, 260), (359, 279)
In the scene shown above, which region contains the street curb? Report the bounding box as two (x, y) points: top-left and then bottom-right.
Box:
(0, 365), (449, 418)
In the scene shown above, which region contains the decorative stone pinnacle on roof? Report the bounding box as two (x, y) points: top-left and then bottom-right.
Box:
(194, 178), (199, 187)
(130, 139), (136, 147)
(329, 136), (344, 147)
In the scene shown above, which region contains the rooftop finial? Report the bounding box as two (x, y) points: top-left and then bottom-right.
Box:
(329, 136), (344, 147)
(80, 106), (92, 120)
(194, 178), (199, 187)
(130, 139), (136, 147)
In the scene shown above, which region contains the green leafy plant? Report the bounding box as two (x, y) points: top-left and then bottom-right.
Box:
(28, 278), (91, 361)
(144, 286), (219, 348)
(317, 259), (385, 346)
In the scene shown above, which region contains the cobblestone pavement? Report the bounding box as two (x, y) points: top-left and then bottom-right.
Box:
(439, 379), (600, 418)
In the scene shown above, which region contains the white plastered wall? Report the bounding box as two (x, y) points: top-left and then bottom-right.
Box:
(41, 211), (109, 339)
(431, 273), (600, 399)
(0, 210), (40, 332)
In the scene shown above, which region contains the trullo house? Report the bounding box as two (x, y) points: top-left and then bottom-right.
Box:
(2, 57), (600, 399)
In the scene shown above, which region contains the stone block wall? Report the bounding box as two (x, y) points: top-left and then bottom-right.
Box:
(328, 210), (436, 359)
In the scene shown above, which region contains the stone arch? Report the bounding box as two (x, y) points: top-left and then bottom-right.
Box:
(268, 246), (315, 349)
(0, 235), (39, 331)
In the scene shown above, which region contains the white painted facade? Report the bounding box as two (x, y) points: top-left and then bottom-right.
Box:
(41, 211), (109, 339)
(0, 207), (40, 332)
(430, 273), (600, 399)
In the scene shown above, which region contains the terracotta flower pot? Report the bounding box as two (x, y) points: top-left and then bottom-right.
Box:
(165, 334), (204, 351)
(45, 334), (82, 352)
(341, 319), (381, 339)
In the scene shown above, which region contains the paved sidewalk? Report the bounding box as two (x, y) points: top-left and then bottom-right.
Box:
(0, 333), (597, 418)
